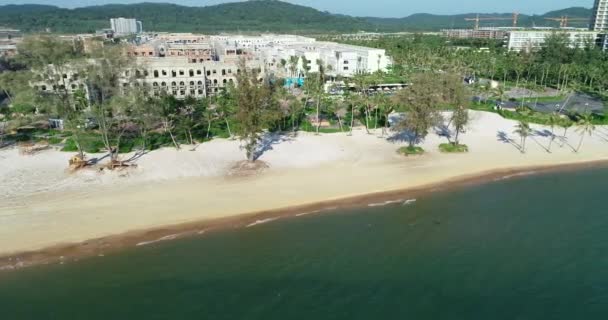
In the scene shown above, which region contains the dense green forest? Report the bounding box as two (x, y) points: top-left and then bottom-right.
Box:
(0, 1), (592, 34)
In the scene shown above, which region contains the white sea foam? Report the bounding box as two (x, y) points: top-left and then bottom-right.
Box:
(136, 234), (180, 246)
(495, 171), (536, 181)
(368, 199), (404, 207)
(402, 199), (417, 206)
(246, 218), (278, 227)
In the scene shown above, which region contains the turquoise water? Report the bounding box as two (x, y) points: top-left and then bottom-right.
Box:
(2, 167), (608, 319)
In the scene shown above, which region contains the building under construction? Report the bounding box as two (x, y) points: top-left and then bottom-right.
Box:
(441, 28), (508, 40)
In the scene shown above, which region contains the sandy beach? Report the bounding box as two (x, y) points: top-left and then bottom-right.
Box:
(2, 110), (608, 268)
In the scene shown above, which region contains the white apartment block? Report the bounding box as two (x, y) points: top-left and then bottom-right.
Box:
(110, 18), (142, 35)
(505, 30), (600, 52)
(213, 34), (390, 77)
(592, 0), (608, 32)
(34, 34), (391, 101)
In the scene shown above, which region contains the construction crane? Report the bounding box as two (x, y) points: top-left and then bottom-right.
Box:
(544, 16), (589, 28)
(465, 12), (519, 30)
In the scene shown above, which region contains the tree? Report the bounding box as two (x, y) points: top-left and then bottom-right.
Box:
(393, 73), (441, 148)
(178, 96), (204, 145)
(303, 71), (325, 135)
(442, 73), (470, 146)
(514, 121), (532, 153)
(372, 93), (394, 137)
(156, 94), (181, 149)
(575, 114), (596, 153)
(546, 113), (560, 153)
(233, 60), (278, 162)
(130, 88), (158, 153)
(83, 43), (133, 160)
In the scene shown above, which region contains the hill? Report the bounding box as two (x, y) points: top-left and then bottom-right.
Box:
(366, 7), (593, 30)
(0, 1), (593, 34)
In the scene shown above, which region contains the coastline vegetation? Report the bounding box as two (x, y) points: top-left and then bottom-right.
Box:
(1, 29), (607, 164)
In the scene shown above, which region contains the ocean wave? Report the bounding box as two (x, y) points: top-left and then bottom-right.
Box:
(246, 217), (278, 227)
(402, 199), (416, 206)
(495, 171), (536, 181)
(136, 234), (180, 247)
(368, 199), (404, 207)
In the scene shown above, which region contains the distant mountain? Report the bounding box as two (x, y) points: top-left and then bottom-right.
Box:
(366, 7), (593, 30)
(0, 1), (593, 34)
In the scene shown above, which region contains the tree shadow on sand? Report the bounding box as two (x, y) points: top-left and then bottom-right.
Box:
(531, 130), (551, 153)
(497, 131), (522, 152)
(252, 131), (295, 161)
(434, 124), (452, 142)
(387, 129), (423, 146)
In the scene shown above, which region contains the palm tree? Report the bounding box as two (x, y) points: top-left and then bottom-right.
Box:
(558, 118), (573, 147)
(546, 113), (560, 153)
(514, 121), (532, 153)
(575, 114), (596, 153)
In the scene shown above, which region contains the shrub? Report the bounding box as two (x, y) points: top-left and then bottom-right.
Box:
(397, 146), (424, 156)
(439, 143), (469, 153)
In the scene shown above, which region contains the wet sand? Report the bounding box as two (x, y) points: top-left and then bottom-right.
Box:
(2, 111), (608, 271)
(1, 160), (607, 271)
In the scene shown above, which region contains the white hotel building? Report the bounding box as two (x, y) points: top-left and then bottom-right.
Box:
(505, 30), (600, 52)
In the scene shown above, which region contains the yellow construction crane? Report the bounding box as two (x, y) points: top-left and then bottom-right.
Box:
(465, 12), (519, 30)
(544, 16), (589, 28)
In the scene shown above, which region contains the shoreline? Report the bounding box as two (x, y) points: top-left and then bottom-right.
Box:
(2, 159), (607, 272)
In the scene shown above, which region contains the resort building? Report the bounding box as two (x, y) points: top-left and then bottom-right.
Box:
(34, 33), (391, 100)
(0, 28), (22, 58)
(442, 28), (508, 40)
(110, 18), (142, 35)
(591, 0), (608, 32)
(505, 30), (600, 52)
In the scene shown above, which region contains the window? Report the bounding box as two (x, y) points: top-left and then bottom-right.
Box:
(71, 84), (77, 90)
(172, 70), (177, 77)
(189, 70), (194, 77)
(41, 85), (47, 91)
(179, 81), (185, 86)
(223, 79), (227, 84)
(144, 70), (149, 77)
(344, 60), (349, 64)
(162, 70), (167, 76)
(197, 81), (203, 86)
(212, 69), (217, 74)
(192, 59), (197, 63)
(161, 82), (167, 87)
(153, 82), (158, 87)
(222, 69), (226, 76)
(153, 70), (159, 78)
(171, 81), (177, 87)
(213, 79), (218, 84)
(198, 89), (203, 94)
(149, 52), (153, 56)
(197, 70), (202, 75)
(343, 67), (349, 71)
(179, 70), (184, 76)
(180, 90), (185, 95)
(190, 89), (195, 95)
(190, 81), (195, 86)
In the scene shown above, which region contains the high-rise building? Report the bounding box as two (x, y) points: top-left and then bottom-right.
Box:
(591, 0), (608, 32)
(110, 18), (142, 35)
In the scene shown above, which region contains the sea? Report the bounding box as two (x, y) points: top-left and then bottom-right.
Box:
(1, 166), (608, 319)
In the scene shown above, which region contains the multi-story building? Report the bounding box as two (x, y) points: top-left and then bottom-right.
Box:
(110, 18), (142, 35)
(442, 28), (508, 40)
(0, 28), (22, 58)
(505, 30), (600, 52)
(591, 0), (608, 32)
(35, 33), (390, 100)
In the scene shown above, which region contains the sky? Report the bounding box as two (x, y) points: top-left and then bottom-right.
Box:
(0, 0), (595, 18)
